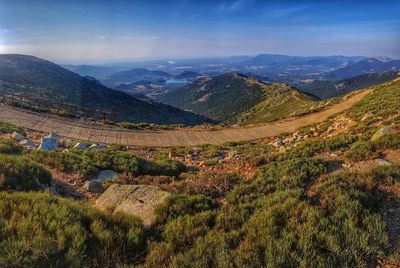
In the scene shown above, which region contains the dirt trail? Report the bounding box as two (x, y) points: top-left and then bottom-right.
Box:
(0, 90), (370, 147)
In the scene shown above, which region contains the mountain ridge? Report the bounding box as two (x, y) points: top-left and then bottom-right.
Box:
(158, 72), (317, 124)
(0, 54), (212, 125)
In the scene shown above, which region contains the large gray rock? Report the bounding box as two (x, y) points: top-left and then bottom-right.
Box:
(37, 132), (58, 151)
(98, 170), (118, 181)
(19, 139), (36, 150)
(95, 184), (170, 227)
(371, 126), (394, 142)
(83, 180), (104, 193)
(11, 131), (25, 141)
(38, 137), (57, 151)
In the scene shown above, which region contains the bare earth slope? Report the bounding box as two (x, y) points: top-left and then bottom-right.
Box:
(0, 89), (370, 147)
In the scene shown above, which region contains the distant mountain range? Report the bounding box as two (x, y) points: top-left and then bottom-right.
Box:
(64, 54), (375, 81)
(297, 70), (400, 99)
(324, 58), (400, 80)
(157, 73), (317, 124)
(0, 54), (212, 125)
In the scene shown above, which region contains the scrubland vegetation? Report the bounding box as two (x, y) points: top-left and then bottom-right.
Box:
(29, 149), (187, 178)
(0, 192), (145, 267)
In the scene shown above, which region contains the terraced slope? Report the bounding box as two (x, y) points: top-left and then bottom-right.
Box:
(0, 88), (370, 147)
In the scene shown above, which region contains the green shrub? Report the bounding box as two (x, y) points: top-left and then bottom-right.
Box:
(369, 165), (400, 185)
(280, 140), (325, 160)
(155, 194), (217, 224)
(324, 133), (357, 151)
(0, 122), (22, 134)
(163, 211), (216, 251)
(0, 139), (23, 154)
(0, 154), (51, 191)
(260, 157), (327, 186)
(345, 140), (377, 161)
(0, 192), (146, 267)
(170, 230), (238, 268)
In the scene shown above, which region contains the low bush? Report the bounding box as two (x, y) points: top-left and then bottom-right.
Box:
(155, 194), (217, 224)
(0, 139), (23, 154)
(0, 192), (146, 267)
(260, 157), (327, 186)
(324, 133), (357, 151)
(163, 211), (216, 251)
(0, 122), (22, 134)
(0, 154), (51, 191)
(345, 140), (377, 161)
(369, 165), (400, 185)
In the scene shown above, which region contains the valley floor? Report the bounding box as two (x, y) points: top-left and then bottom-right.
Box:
(0, 89), (370, 147)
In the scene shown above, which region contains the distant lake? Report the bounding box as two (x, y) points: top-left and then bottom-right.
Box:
(166, 78), (187, 84)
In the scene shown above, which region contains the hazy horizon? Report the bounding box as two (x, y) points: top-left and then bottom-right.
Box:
(1, 0), (399, 64)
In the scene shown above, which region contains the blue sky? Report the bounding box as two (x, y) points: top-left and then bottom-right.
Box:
(0, 0), (399, 63)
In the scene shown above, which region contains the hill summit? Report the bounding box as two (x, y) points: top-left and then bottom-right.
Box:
(158, 72), (317, 124)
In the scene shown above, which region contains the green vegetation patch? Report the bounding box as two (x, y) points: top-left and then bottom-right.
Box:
(0, 154), (51, 191)
(349, 79), (400, 125)
(29, 149), (187, 177)
(0, 121), (22, 134)
(0, 192), (145, 267)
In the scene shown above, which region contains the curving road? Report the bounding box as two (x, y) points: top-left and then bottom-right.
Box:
(0, 90), (369, 147)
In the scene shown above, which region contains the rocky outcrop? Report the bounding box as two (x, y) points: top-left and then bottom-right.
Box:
(371, 126), (394, 142)
(95, 184), (170, 227)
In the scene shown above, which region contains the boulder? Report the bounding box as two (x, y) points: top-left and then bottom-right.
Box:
(37, 132), (58, 151)
(83, 180), (104, 193)
(11, 131), (25, 141)
(73, 142), (87, 150)
(98, 170), (118, 181)
(89, 143), (106, 150)
(95, 184), (170, 227)
(19, 139), (36, 150)
(37, 137), (58, 151)
(371, 126), (394, 142)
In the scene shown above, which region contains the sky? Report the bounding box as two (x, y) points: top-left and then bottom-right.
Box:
(0, 0), (399, 63)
